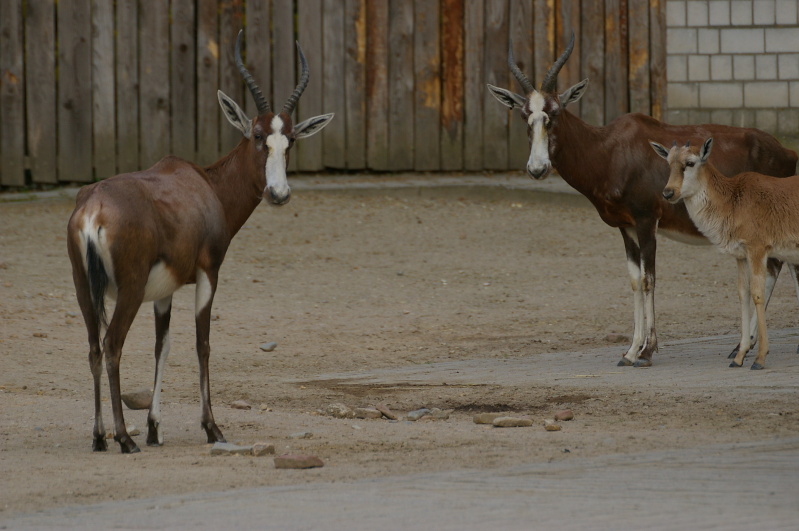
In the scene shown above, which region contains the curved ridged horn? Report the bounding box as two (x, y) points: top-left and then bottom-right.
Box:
(282, 41), (310, 115)
(540, 32), (575, 93)
(235, 30), (270, 115)
(508, 40), (534, 94)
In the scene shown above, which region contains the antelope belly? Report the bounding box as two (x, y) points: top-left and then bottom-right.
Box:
(142, 262), (182, 302)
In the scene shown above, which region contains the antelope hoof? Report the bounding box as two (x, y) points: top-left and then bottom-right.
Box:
(617, 358), (634, 367)
(750, 362), (765, 371)
(633, 359), (653, 368)
(202, 422), (226, 444)
(92, 437), (108, 452)
(729, 361), (743, 368)
(116, 434), (141, 454)
(146, 420), (163, 446)
(727, 347), (738, 359)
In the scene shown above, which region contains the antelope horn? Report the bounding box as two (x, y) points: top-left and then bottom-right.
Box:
(282, 41), (310, 115)
(540, 32), (575, 93)
(508, 40), (534, 94)
(235, 30), (270, 115)
(685, 140), (691, 147)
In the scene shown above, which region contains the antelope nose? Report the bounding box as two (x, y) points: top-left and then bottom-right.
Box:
(267, 187), (291, 205)
(662, 189), (674, 200)
(527, 164), (549, 180)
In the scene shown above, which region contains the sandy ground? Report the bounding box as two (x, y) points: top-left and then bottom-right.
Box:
(1, 174), (798, 517)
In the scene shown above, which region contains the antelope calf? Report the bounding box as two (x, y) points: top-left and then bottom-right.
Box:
(653, 138), (799, 370)
(67, 31), (334, 453)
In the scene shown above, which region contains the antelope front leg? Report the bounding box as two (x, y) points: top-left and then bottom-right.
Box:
(619, 229), (645, 366)
(633, 221), (659, 367)
(731, 259), (752, 368)
(195, 269), (225, 443)
(748, 254), (770, 370)
(147, 296), (173, 446)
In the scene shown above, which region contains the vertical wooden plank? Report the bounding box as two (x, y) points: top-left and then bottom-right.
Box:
(197, 0), (220, 166)
(0, 0), (25, 186)
(138, 0), (170, 169)
(25, 0), (57, 184)
(483, 0), (509, 170)
(273, 0), (296, 111)
(365, 0), (390, 171)
(605, 0), (629, 122)
(324, 0), (347, 169)
(628, 0), (650, 115)
(580, 0), (605, 126)
(414, 0), (441, 170)
(557, 0), (581, 117)
(116, 0), (139, 173)
(345, 0), (367, 169)
(649, 0), (667, 121)
(171, 0), (197, 161)
(244, 0), (271, 119)
(508, 0), (533, 170)
(532, 0), (555, 86)
(440, 0), (464, 171)
(219, 1), (245, 155)
(92, 0), (116, 180)
(57, 0), (93, 183)
(463, 0), (484, 171)
(297, 0), (324, 171)
(387, 0), (414, 170)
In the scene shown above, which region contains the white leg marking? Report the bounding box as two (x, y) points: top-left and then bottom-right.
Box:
(195, 270), (213, 318)
(625, 257), (645, 362)
(737, 260), (753, 356)
(150, 329), (170, 445)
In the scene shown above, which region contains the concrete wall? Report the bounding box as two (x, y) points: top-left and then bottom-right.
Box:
(665, 0), (799, 139)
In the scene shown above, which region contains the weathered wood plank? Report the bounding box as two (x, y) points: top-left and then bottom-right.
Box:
(558, 0), (581, 118)
(628, 0), (650, 115)
(387, 0), (414, 170)
(580, 0), (605, 126)
(649, 0), (667, 121)
(365, 0), (390, 171)
(532, 0), (554, 87)
(483, 0), (509, 170)
(219, 1), (245, 156)
(57, 0), (93, 183)
(604, 0), (629, 122)
(345, 0), (367, 169)
(463, 0), (485, 171)
(0, 0), (25, 187)
(440, 0), (465, 171)
(508, 0), (533, 170)
(116, 0), (139, 173)
(171, 0), (197, 161)
(323, 0), (347, 169)
(297, 0), (324, 171)
(138, 1), (170, 169)
(244, 0), (271, 117)
(414, 0), (441, 170)
(197, 0), (220, 166)
(92, 0), (116, 180)
(24, 0), (56, 184)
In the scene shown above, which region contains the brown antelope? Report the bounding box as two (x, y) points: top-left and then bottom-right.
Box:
(654, 138), (799, 370)
(67, 31), (334, 453)
(487, 34), (798, 367)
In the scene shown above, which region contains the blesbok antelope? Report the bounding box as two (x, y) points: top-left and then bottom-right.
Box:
(67, 31), (334, 453)
(487, 34), (798, 367)
(654, 138), (799, 370)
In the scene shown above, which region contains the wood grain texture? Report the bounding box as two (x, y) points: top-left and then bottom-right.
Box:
(463, 0), (485, 171)
(365, 0), (390, 171)
(414, 0), (441, 170)
(508, 0), (533, 170)
(219, 1), (245, 157)
(24, 0), (57, 184)
(483, 0), (509, 170)
(323, 0), (347, 169)
(138, 0), (170, 169)
(171, 0), (197, 162)
(345, 0), (367, 169)
(628, 0), (650, 115)
(440, 0), (465, 171)
(532, 0), (554, 87)
(297, 0), (325, 171)
(558, 0), (581, 118)
(116, 0), (139, 173)
(604, 0), (629, 122)
(197, 0), (220, 166)
(649, 0), (667, 121)
(244, 0), (271, 118)
(387, 0), (414, 170)
(580, 0), (605, 126)
(92, 0), (116, 180)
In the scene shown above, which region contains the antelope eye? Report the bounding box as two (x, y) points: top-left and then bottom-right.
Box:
(254, 133), (263, 141)
(685, 161), (695, 167)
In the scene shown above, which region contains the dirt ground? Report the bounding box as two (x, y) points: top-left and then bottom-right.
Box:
(1, 175), (798, 517)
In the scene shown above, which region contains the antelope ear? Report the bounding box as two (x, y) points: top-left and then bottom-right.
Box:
(559, 79), (589, 107)
(700, 138), (713, 162)
(650, 141), (670, 160)
(486, 84), (527, 109)
(218, 90), (252, 139)
(294, 113), (335, 139)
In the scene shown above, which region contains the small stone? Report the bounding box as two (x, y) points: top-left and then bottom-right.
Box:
(259, 403), (271, 412)
(252, 442), (276, 456)
(231, 400), (252, 410)
(210, 442), (253, 456)
(121, 388), (152, 410)
(325, 403), (354, 419)
(105, 431), (113, 439)
(354, 407), (382, 419)
(473, 412), (507, 425)
(545, 423), (562, 431)
(274, 454), (324, 469)
(429, 408), (453, 420)
(289, 431), (313, 439)
(127, 424), (140, 436)
(554, 409), (574, 421)
(33, 332), (48, 338)
(605, 333), (630, 343)
(259, 342), (277, 352)
(375, 403), (398, 420)
(492, 416), (533, 428)
(406, 408), (430, 421)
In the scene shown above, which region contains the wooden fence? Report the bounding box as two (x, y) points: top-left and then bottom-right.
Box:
(0, 0), (666, 188)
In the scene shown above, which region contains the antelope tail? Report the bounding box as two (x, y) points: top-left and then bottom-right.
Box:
(86, 240), (109, 331)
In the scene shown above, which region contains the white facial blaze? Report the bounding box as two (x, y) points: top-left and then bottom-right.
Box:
(265, 115), (290, 200)
(526, 92), (552, 177)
